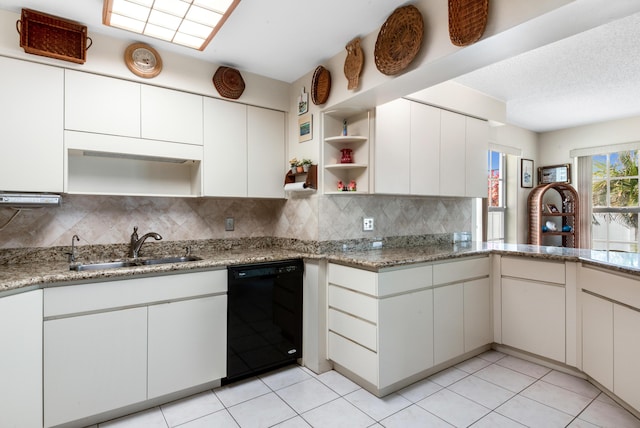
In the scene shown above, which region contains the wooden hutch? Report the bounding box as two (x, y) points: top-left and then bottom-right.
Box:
(528, 182), (580, 248)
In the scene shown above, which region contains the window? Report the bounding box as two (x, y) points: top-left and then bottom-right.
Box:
(487, 150), (505, 242)
(591, 151), (640, 251)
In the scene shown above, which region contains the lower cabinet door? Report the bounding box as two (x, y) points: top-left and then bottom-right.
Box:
(378, 289), (433, 388)
(44, 307), (148, 428)
(0, 291), (42, 428)
(148, 295), (227, 398)
(502, 278), (566, 362)
(434, 283), (464, 365)
(613, 304), (640, 411)
(464, 278), (492, 352)
(582, 292), (613, 391)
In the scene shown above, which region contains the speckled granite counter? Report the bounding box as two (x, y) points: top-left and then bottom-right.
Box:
(3, 239), (640, 295)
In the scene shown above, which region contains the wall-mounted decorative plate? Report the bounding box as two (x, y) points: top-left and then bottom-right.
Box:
(124, 43), (162, 78)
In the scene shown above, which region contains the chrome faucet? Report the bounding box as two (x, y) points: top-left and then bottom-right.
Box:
(129, 226), (162, 258)
(67, 234), (80, 263)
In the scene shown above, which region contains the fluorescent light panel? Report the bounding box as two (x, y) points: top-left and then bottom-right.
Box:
(103, 0), (239, 50)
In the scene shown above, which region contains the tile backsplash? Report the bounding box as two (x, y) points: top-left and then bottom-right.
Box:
(0, 193), (472, 249)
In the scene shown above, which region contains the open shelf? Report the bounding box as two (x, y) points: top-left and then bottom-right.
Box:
(324, 136), (368, 144)
(528, 182), (580, 248)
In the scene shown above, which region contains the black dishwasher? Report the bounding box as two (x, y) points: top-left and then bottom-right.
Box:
(224, 259), (303, 384)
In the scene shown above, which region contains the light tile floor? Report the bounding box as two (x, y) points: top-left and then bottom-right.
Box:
(93, 351), (640, 428)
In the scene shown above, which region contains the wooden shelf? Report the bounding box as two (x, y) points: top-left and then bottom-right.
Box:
(528, 182), (580, 248)
(324, 191), (367, 195)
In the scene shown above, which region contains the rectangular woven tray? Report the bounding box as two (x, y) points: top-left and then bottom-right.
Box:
(18, 8), (90, 64)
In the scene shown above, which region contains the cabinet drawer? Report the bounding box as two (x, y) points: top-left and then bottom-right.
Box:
(328, 263), (376, 295)
(378, 264), (432, 296)
(329, 309), (377, 351)
(45, 269), (227, 317)
(501, 256), (565, 284)
(328, 332), (377, 385)
(433, 256), (489, 285)
(329, 285), (377, 324)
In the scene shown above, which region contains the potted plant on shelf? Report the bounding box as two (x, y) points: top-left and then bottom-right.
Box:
(289, 157), (299, 174)
(302, 158), (313, 172)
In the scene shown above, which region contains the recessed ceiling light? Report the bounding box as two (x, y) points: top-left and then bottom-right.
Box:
(103, 0), (240, 51)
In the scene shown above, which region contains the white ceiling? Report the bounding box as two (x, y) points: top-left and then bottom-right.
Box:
(1, 0), (639, 133)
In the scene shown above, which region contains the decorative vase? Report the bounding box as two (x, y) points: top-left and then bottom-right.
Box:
(296, 166), (304, 173)
(340, 148), (353, 163)
(303, 164), (310, 172)
(291, 166), (297, 174)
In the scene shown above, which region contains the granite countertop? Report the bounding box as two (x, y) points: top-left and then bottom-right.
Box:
(3, 240), (640, 295)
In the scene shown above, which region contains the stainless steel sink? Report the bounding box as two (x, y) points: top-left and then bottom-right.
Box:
(70, 260), (140, 271)
(70, 256), (202, 271)
(141, 256), (202, 265)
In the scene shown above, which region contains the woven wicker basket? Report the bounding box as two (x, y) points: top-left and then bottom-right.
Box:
(311, 66), (331, 105)
(448, 0), (489, 46)
(212, 66), (245, 99)
(374, 5), (424, 76)
(17, 8), (91, 64)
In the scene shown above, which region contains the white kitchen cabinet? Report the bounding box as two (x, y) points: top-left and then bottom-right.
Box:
(439, 110), (466, 197)
(613, 304), (640, 411)
(0, 57), (63, 192)
(327, 262), (433, 394)
(43, 269), (227, 427)
(374, 99), (411, 194)
(0, 290), (42, 428)
(465, 116), (490, 198)
(434, 283), (464, 365)
(203, 97), (247, 197)
(203, 102), (285, 198)
(464, 277), (492, 352)
(581, 292), (613, 391)
(410, 102), (441, 196)
(148, 295), (227, 398)
(141, 85), (203, 145)
(247, 106), (285, 198)
(65, 69), (140, 137)
(44, 307), (148, 428)
(375, 99), (485, 197)
(501, 257), (566, 363)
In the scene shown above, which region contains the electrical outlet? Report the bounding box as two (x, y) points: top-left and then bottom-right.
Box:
(363, 217), (374, 231)
(225, 217), (234, 231)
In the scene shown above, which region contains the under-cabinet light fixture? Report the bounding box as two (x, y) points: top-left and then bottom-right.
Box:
(103, 0), (240, 50)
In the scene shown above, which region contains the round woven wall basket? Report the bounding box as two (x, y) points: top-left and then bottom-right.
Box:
(212, 66), (245, 99)
(374, 4), (424, 76)
(448, 0), (489, 46)
(311, 65), (331, 105)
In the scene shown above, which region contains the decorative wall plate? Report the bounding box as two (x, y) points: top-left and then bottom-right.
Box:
(374, 5), (424, 76)
(124, 43), (162, 78)
(212, 66), (245, 99)
(311, 66), (331, 105)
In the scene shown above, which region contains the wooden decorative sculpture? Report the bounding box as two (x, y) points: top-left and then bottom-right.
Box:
(344, 37), (364, 90)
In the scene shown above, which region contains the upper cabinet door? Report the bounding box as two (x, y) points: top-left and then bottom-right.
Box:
(440, 110), (466, 197)
(247, 106), (285, 198)
(465, 116), (489, 198)
(375, 99), (411, 194)
(0, 57), (63, 192)
(203, 98), (247, 197)
(141, 85), (203, 145)
(410, 102), (440, 196)
(65, 70), (140, 137)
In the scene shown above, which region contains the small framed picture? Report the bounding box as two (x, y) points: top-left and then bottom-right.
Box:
(539, 163), (571, 184)
(546, 203), (560, 213)
(298, 114), (312, 143)
(521, 158), (534, 188)
(298, 88), (308, 115)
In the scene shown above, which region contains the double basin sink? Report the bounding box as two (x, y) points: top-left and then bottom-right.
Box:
(70, 256), (202, 272)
